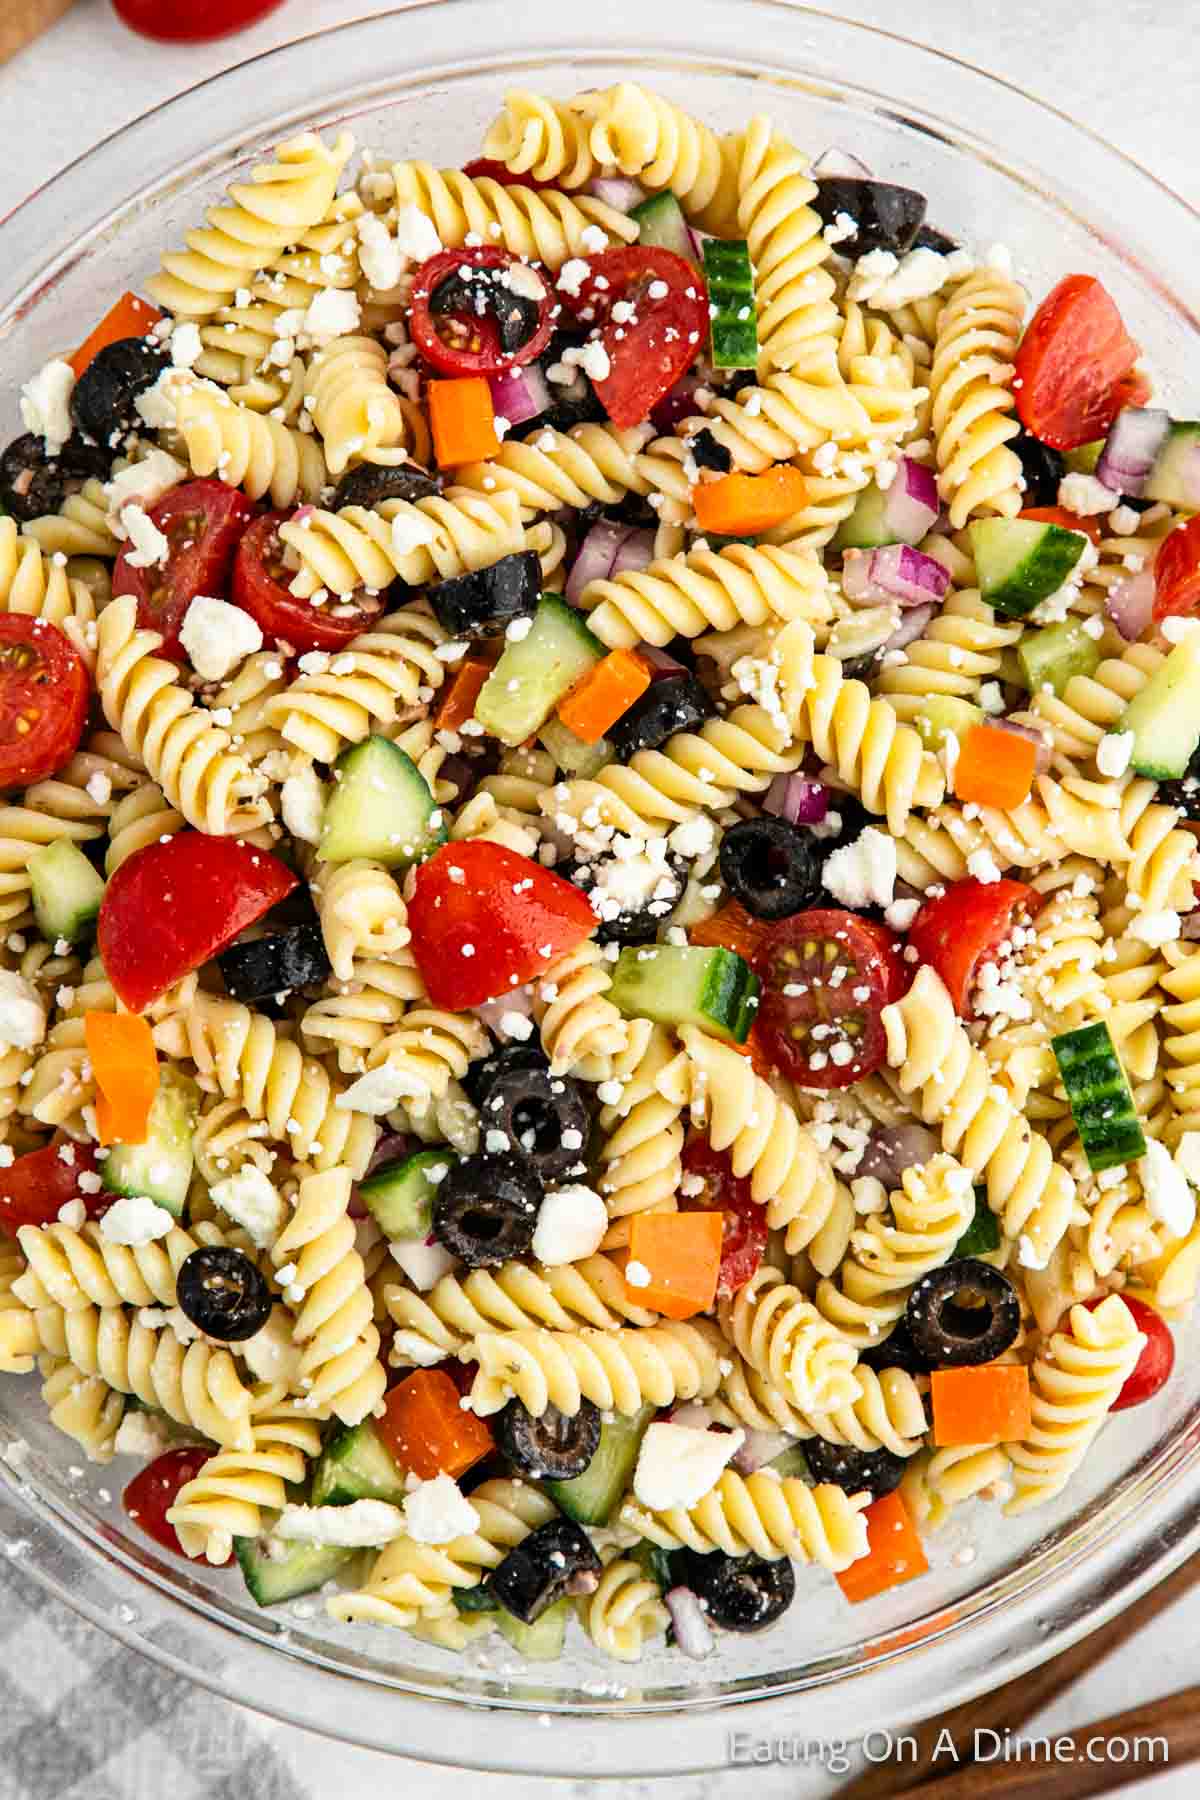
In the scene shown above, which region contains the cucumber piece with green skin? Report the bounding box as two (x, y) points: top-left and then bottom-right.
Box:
(1017, 618), (1102, 697)
(608, 944), (758, 1045)
(969, 518), (1088, 618)
(475, 595), (603, 747)
(832, 483), (895, 551)
(1119, 631), (1200, 779)
(454, 1583), (500, 1614)
(543, 1402), (655, 1524)
(1064, 440), (1103, 475)
(630, 192), (696, 263)
(101, 1068), (198, 1218)
(1052, 1020), (1146, 1173)
(913, 695), (983, 751)
(235, 1534), (355, 1606)
(28, 838), (106, 946)
(538, 714), (611, 779)
(317, 735), (444, 868)
(631, 1538), (675, 1591)
(310, 1419), (407, 1507)
(494, 1595), (571, 1660)
(702, 238), (757, 369)
(953, 1189), (1002, 1260)
(357, 1149), (449, 1241)
(1143, 421), (1200, 509)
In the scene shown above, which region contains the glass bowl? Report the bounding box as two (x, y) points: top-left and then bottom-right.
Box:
(3, 1), (1200, 1777)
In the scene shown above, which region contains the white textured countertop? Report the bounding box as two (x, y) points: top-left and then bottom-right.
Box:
(2, 3), (1198, 1796)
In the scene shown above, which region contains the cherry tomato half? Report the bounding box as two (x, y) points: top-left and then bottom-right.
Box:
(232, 512), (385, 652)
(753, 909), (904, 1089)
(0, 1139), (104, 1233)
(123, 1447), (229, 1560)
(1085, 1294), (1175, 1411)
(409, 247), (554, 378)
(111, 0), (284, 43)
(0, 615), (89, 790)
(98, 830), (298, 1013)
(406, 840), (598, 1010)
(113, 478), (255, 660)
(564, 247), (709, 429)
(906, 877), (1043, 1017)
(1014, 275), (1140, 451)
(679, 1136), (768, 1296)
(461, 159), (561, 192)
(1153, 515), (1200, 622)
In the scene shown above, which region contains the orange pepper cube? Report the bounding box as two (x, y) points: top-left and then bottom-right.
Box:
(954, 723), (1038, 810)
(557, 649), (651, 743)
(428, 376), (500, 467)
(83, 1010), (159, 1146)
(931, 1364), (1033, 1448)
(691, 465), (808, 536)
(377, 1369), (494, 1481)
(836, 1491), (929, 1605)
(626, 1211), (723, 1319)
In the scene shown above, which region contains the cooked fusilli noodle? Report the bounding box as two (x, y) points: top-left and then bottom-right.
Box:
(928, 267), (1025, 527)
(621, 1471), (870, 1570)
(464, 1319), (726, 1418)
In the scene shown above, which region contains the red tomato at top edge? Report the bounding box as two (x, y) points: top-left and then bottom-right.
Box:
(565, 247), (709, 429)
(1014, 275), (1139, 451)
(1153, 515), (1200, 622)
(0, 616), (89, 790)
(232, 512), (386, 652)
(113, 479), (255, 660)
(98, 831), (298, 1013)
(1085, 1294), (1174, 1411)
(0, 1139), (104, 1232)
(906, 878), (1043, 1016)
(406, 841), (598, 1010)
(462, 159), (562, 192)
(752, 909), (905, 1090)
(409, 247), (555, 379)
(123, 1448), (230, 1560)
(679, 1136), (768, 1297)
(111, 0), (284, 43)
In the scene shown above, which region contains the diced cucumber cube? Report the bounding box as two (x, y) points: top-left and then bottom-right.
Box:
(28, 839), (105, 946)
(318, 735), (445, 868)
(608, 944), (759, 1044)
(1017, 619), (1102, 697)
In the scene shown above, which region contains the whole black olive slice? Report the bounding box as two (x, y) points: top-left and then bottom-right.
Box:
(432, 1152), (542, 1268)
(496, 1399), (601, 1480)
(678, 1549), (795, 1633)
(487, 1518), (602, 1622)
(70, 338), (171, 447)
(718, 818), (826, 921)
(812, 178), (928, 259)
(217, 922), (332, 1004)
(478, 1065), (589, 1182)
(331, 462), (441, 510)
(176, 1247), (272, 1343)
(905, 1258), (1021, 1368)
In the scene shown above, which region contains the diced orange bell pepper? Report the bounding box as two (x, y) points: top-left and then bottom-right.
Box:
(625, 1210), (723, 1319)
(69, 292), (162, 380)
(836, 1491), (929, 1604)
(83, 1011), (159, 1146)
(931, 1364), (1033, 1448)
(692, 465), (808, 536)
(689, 900), (772, 967)
(428, 377), (500, 467)
(376, 1369), (494, 1481)
(954, 723), (1038, 810)
(434, 657), (492, 731)
(557, 649), (651, 743)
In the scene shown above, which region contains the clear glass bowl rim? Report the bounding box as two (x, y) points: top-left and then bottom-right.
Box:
(2, 1), (1200, 1775)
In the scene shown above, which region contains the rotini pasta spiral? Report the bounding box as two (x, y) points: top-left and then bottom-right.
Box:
(581, 1556), (670, 1664)
(1160, 942), (1200, 1144)
(736, 116), (840, 381)
(25, 478), (120, 559)
(12, 1216), (217, 1314)
(928, 268), (1025, 528)
(363, 1005), (489, 1117)
(581, 542), (830, 652)
(95, 596), (271, 836)
(464, 1318), (726, 1418)
(272, 1167), (387, 1426)
(582, 84), (739, 234)
(278, 489), (524, 601)
(620, 1471), (870, 1571)
(719, 1266), (861, 1411)
(532, 940), (629, 1077)
(876, 589), (1023, 722)
(895, 773), (1133, 890)
(595, 1021), (686, 1241)
(304, 335), (409, 474)
(390, 161), (637, 266)
(39, 1357), (126, 1464)
(173, 384), (327, 506)
(300, 956), (427, 1074)
(167, 1394), (325, 1562)
(0, 516), (98, 664)
(1008, 639), (1162, 770)
(264, 606), (447, 764)
(900, 1444), (1012, 1530)
(711, 1354), (929, 1457)
(1119, 776), (1200, 916)
(454, 421), (653, 519)
(315, 859), (410, 982)
(482, 90), (597, 186)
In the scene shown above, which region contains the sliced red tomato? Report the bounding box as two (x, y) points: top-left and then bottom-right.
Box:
(406, 840), (598, 1009)
(462, 158), (561, 192)
(563, 247), (709, 429)
(0, 1138), (105, 1232)
(906, 877), (1043, 1016)
(112, 0), (283, 42)
(1085, 1294), (1174, 1410)
(232, 512), (385, 652)
(0, 616), (88, 790)
(123, 1447), (229, 1559)
(409, 246), (554, 378)
(113, 478), (255, 659)
(1113, 368), (1153, 412)
(1014, 275), (1140, 451)
(98, 831), (298, 1013)
(1019, 505), (1104, 547)
(1153, 515), (1200, 622)
(752, 909), (904, 1089)
(679, 1136), (768, 1296)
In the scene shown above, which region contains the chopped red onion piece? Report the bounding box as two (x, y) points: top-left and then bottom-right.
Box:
(882, 457), (941, 544)
(856, 1124), (940, 1189)
(650, 372), (704, 434)
(473, 986), (534, 1036)
(879, 602), (935, 655)
(843, 543), (950, 607)
(731, 1429), (797, 1474)
(565, 519), (633, 605)
(638, 644), (689, 678)
(763, 772), (829, 824)
(665, 1587), (714, 1659)
(1181, 911), (1200, 942)
(1105, 566), (1156, 641)
(364, 1131), (414, 1177)
(609, 529), (656, 578)
(586, 175), (648, 211)
(486, 362), (552, 429)
(1096, 407), (1170, 497)
(993, 717), (1052, 774)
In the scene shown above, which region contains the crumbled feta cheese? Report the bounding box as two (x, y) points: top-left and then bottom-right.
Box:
(209, 1165), (285, 1247)
(113, 1412), (171, 1459)
(388, 1237), (458, 1292)
(105, 449), (187, 522)
(99, 1195), (174, 1246)
(1141, 1138), (1196, 1239)
(403, 1474), (481, 1544)
(850, 1176), (887, 1216)
(0, 970), (46, 1052)
(390, 509), (439, 558)
(280, 762), (325, 845)
(1058, 472), (1120, 516)
(978, 681), (1004, 715)
(276, 1499), (407, 1547)
(822, 826), (897, 909)
(1017, 1233), (1048, 1270)
(575, 341), (611, 383)
(356, 213), (405, 291)
(822, 210), (858, 246)
(884, 897), (920, 932)
(19, 359), (76, 454)
(966, 848), (1003, 885)
(56, 1199), (86, 1229)
(394, 203), (442, 263)
(302, 286), (361, 343)
(847, 245), (973, 308)
(1128, 908), (1181, 947)
(624, 1259), (652, 1288)
(1096, 730), (1134, 779)
(668, 815), (716, 861)
(531, 1183), (607, 1266)
(556, 258), (591, 299)
(632, 1422), (744, 1512)
(336, 1063), (428, 1114)
(119, 504), (171, 570)
(178, 594), (264, 682)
